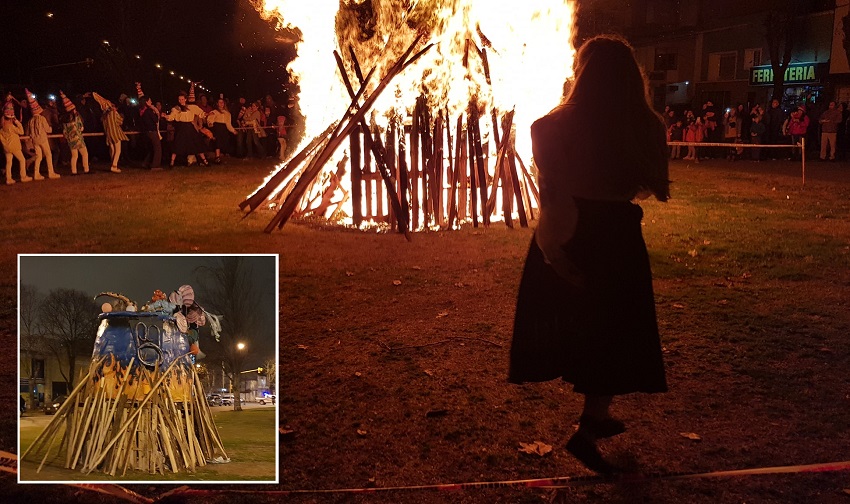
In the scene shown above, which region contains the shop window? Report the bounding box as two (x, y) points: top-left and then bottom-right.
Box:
(655, 51), (678, 71)
(744, 48), (762, 69)
(708, 51), (738, 81)
(31, 358), (44, 379)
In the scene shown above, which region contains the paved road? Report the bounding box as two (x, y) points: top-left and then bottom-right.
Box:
(20, 401), (275, 428)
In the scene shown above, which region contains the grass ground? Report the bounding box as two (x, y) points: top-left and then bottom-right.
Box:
(0, 156), (849, 502)
(18, 408), (276, 482)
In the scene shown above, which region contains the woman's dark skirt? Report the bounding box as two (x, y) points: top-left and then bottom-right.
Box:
(211, 123), (232, 154)
(508, 198), (667, 396)
(172, 121), (206, 157)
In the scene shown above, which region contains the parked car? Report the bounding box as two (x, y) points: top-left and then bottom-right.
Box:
(220, 393), (234, 406)
(207, 393), (222, 406)
(258, 395), (276, 405)
(44, 396), (67, 415)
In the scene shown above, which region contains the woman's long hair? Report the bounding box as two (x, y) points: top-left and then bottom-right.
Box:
(548, 35), (670, 200)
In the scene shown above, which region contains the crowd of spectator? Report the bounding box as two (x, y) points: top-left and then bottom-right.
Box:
(663, 98), (849, 163)
(2, 82), (296, 185)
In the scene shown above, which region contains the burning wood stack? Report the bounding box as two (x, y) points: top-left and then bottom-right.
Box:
(245, 0), (575, 235)
(22, 312), (228, 476)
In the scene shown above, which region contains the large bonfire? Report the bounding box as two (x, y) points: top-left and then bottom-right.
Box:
(243, 0), (576, 233)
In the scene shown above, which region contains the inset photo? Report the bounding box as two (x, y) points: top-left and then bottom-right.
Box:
(17, 254), (278, 484)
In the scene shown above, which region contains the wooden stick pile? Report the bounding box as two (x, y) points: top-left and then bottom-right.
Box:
(240, 35), (540, 234)
(22, 354), (228, 476)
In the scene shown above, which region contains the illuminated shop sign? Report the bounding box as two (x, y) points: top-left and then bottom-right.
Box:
(749, 62), (827, 86)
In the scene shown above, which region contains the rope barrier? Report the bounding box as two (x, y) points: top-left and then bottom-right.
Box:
(18, 125), (277, 141)
(668, 138), (808, 186)
(3, 448), (849, 500)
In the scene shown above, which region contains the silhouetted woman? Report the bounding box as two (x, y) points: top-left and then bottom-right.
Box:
(509, 35), (670, 474)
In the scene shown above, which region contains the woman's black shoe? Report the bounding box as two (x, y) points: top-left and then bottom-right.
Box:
(579, 415), (626, 439)
(565, 431), (619, 474)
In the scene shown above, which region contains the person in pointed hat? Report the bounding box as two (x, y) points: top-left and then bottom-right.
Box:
(165, 90), (210, 167)
(59, 91), (89, 175)
(1, 99), (29, 184)
(136, 82), (162, 170)
(94, 92), (128, 173)
(25, 89), (60, 180)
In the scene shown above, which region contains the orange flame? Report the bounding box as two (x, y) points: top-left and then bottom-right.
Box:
(252, 0), (575, 226)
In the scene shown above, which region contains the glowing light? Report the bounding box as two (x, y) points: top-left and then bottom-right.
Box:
(102, 40), (109, 45)
(155, 63), (162, 69)
(134, 54), (141, 59)
(237, 343), (246, 350)
(46, 12), (54, 18)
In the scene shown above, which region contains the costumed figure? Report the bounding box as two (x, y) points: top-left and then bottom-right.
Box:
(59, 91), (89, 174)
(25, 89), (60, 180)
(165, 84), (210, 167)
(137, 82), (163, 170)
(93, 92), (127, 173)
(1, 100), (29, 185)
(206, 96), (237, 164)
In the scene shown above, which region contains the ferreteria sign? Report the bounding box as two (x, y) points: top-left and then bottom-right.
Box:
(749, 62), (828, 86)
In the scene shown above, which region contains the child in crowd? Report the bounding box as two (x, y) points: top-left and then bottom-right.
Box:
(749, 114), (766, 161)
(683, 118), (704, 162)
(25, 89), (60, 180)
(1, 101), (29, 184)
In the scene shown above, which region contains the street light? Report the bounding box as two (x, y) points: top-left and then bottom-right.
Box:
(237, 342), (246, 351)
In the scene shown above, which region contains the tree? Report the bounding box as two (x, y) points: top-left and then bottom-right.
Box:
(263, 358), (277, 396)
(39, 288), (100, 389)
(195, 257), (261, 412)
(764, 1), (803, 102)
(20, 284), (44, 410)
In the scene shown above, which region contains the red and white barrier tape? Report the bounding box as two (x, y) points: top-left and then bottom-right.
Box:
(3, 448), (849, 499)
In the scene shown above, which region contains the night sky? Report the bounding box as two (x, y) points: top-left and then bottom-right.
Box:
(3, 0), (296, 105)
(19, 255), (278, 367)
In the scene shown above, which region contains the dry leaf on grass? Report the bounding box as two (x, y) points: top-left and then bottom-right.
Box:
(672, 303), (686, 309)
(356, 429), (368, 436)
(688, 249), (698, 257)
(454, 282), (465, 288)
(354, 371), (362, 377)
(345, 271), (355, 277)
(424, 369), (434, 377)
(296, 344), (308, 350)
(842, 488), (850, 495)
(412, 266), (422, 270)
(392, 280), (402, 286)
(436, 311), (449, 318)
(679, 432), (702, 441)
(518, 440), (553, 456)
(279, 427), (295, 439)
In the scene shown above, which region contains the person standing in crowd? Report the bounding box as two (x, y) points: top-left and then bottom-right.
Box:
(749, 113), (766, 162)
(165, 91), (210, 167)
(197, 93), (213, 115)
(818, 100), (842, 161)
(207, 97), (237, 164)
(837, 103), (849, 161)
(136, 83), (162, 171)
(2, 100), (29, 184)
(44, 95), (61, 167)
(275, 114), (289, 161)
(230, 97), (247, 158)
(668, 117), (684, 160)
(737, 104), (752, 149)
(242, 101), (267, 159)
(509, 35), (669, 474)
(723, 107), (740, 161)
(93, 92), (127, 173)
(25, 89), (60, 180)
(788, 105), (809, 161)
(59, 91), (89, 175)
(764, 98), (786, 159)
(683, 117), (704, 162)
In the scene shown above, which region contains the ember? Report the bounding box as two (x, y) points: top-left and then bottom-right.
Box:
(246, 0), (575, 232)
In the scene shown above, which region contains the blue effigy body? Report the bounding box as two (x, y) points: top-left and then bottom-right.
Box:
(93, 311), (190, 369)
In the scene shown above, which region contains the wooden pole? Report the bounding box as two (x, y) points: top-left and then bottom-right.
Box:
(467, 111), (479, 227)
(350, 130), (362, 226)
(411, 98), (421, 229)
